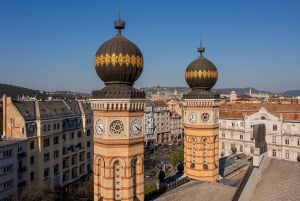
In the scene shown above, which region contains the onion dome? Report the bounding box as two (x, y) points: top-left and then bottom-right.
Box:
(94, 17), (143, 86)
(184, 44), (219, 99)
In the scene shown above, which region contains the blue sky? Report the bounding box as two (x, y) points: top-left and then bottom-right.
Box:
(0, 0), (299, 93)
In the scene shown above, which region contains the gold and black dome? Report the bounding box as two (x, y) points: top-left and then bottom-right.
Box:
(184, 45), (219, 99)
(94, 17), (143, 86)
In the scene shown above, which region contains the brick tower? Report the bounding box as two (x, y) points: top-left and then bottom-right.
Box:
(183, 44), (220, 181)
(91, 16), (145, 201)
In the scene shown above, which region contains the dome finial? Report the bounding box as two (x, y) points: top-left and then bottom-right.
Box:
(114, 10), (125, 34)
(197, 38), (205, 56)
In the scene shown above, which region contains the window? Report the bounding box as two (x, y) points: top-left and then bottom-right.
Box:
(44, 153), (50, 162)
(70, 132), (74, 140)
(30, 172), (34, 181)
(272, 149), (277, 157)
(261, 116), (266, 120)
(30, 141), (34, 149)
(87, 141), (90, 147)
(63, 134), (66, 141)
(44, 138), (50, 147)
(285, 138), (289, 145)
(272, 136), (276, 144)
(1, 150), (12, 159)
(221, 133), (225, 138)
(273, 125), (277, 131)
(77, 131), (82, 138)
(240, 145), (243, 152)
(1, 179), (14, 191)
(54, 164), (59, 175)
(18, 146), (23, 153)
(44, 168), (49, 178)
(53, 124), (56, 130)
(285, 151), (289, 159)
(0, 165), (13, 175)
(251, 124), (255, 129)
(47, 124), (50, 131)
(221, 142), (225, 149)
(232, 122), (235, 127)
(87, 129), (91, 136)
(240, 134), (243, 140)
(87, 152), (91, 159)
(57, 123), (60, 130)
(53, 136), (59, 145)
(30, 156), (34, 165)
(54, 150), (59, 159)
(240, 122), (245, 127)
(43, 125), (47, 132)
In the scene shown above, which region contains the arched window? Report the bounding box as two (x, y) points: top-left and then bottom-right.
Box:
(203, 138), (208, 169)
(113, 161), (121, 201)
(131, 158), (139, 201)
(190, 138), (196, 168)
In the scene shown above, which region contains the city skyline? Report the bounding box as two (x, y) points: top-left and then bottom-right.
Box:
(0, 0), (299, 93)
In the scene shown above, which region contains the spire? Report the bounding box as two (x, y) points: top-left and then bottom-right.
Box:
(114, 11), (125, 34)
(197, 38), (205, 56)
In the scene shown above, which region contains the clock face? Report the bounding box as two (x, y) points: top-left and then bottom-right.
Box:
(188, 112), (197, 123)
(201, 112), (210, 122)
(95, 119), (105, 134)
(131, 119), (142, 135)
(213, 112), (219, 123)
(110, 120), (124, 135)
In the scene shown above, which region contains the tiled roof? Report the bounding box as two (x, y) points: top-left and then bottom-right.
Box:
(14, 100), (89, 120)
(14, 101), (36, 121)
(220, 103), (300, 121)
(39, 100), (81, 119)
(153, 100), (168, 107)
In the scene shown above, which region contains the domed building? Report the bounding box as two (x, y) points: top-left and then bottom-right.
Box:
(91, 16), (146, 201)
(184, 45), (219, 99)
(92, 16), (145, 98)
(183, 44), (221, 182)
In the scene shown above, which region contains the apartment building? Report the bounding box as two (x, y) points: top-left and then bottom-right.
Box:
(1, 96), (93, 197)
(0, 139), (27, 201)
(152, 100), (171, 144)
(144, 100), (155, 145)
(219, 103), (300, 162)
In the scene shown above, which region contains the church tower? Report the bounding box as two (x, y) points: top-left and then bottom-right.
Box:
(91, 16), (145, 201)
(183, 44), (220, 181)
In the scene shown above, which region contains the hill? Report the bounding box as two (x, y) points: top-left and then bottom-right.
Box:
(0, 83), (89, 100)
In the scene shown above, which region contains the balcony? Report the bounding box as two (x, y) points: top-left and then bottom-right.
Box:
(18, 166), (27, 173)
(17, 152), (27, 159)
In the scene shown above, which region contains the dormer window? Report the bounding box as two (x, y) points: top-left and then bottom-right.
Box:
(261, 116), (266, 120)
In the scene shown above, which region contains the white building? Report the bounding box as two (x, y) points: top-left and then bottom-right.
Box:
(219, 103), (300, 162)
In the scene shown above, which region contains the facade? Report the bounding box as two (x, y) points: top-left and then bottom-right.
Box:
(144, 100), (155, 145)
(0, 139), (27, 201)
(92, 17), (145, 201)
(183, 45), (220, 181)
(2, 96), (93, 196)
(219, 103), (300, 162)
(153, 100), (171, 144)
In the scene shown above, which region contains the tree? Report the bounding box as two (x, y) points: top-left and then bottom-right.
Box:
(65, 176), (94, 201)
(17, 185), (58, 201)
(168, 145), (184, 166)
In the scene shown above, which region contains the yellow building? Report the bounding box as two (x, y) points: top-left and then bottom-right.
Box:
(2, 95), (93, 192)
(183, 45), (220, 181)
(92, 17), (145, 201)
